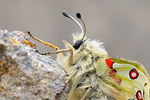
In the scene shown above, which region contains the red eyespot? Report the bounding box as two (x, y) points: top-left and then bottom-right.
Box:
(129, 68), (139, 79)
(105, 59), (114, 68)
(136, 90), (143, 100)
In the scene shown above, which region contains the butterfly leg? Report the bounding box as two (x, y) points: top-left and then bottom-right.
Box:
(25, 31), (65, 57)
(65, 69), (78, 83)
(20, 38), (36, 47)
(19, 32), (36, 47)
(25, 31), (77, 82)
(34, 48), (71, 55)
(80, 85), (92, 100)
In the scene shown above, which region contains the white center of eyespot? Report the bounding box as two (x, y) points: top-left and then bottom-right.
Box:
(139, 93), (142, 98)
(132, 72), (136, 77)
(137, 91), (142, 99)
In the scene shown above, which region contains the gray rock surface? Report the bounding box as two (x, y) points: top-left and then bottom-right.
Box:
(0, 30), (70, 100)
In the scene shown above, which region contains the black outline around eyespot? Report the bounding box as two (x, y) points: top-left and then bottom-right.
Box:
(129, 68), (139, 79)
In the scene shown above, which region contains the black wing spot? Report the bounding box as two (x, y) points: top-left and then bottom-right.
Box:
(144, 83), (147, 86)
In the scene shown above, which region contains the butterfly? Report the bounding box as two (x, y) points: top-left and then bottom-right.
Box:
(26, 11), (150, 100)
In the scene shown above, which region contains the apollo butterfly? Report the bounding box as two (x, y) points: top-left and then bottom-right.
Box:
(26, 11), (150, 100)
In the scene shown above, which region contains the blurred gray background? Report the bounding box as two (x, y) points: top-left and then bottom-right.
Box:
(0, 1), (150, 73)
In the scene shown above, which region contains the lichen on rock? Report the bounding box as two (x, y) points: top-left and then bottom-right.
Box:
(0, 29), (70, 100)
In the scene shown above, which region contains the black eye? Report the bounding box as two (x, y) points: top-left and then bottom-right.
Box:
(73, 40), (83, 49)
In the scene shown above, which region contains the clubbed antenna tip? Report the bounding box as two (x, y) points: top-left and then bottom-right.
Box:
(76, 13), (81, 19)
(62, 11), (70, 18)
(62, 11), (86, 40)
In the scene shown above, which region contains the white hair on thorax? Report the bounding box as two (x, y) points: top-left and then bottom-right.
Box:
(72, 32), (108, 55)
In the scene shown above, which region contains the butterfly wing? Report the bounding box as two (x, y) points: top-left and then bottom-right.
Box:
(96, 57), (150, 100)
(110, 57), (150, 100)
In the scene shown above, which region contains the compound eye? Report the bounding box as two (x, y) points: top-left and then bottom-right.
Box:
(73, 40), (83, 50)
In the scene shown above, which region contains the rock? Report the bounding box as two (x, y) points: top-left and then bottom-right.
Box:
(0, 30), (70, 100)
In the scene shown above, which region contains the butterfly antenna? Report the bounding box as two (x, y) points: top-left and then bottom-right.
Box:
(62, 11), (84, 38)
(76, 13), (86, 40)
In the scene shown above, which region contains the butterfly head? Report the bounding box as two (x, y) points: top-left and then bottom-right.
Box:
(62, 11), (107, 56)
